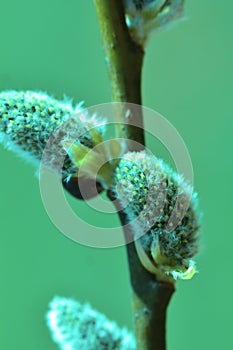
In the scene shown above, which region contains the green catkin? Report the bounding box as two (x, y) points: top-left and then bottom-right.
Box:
(0, 90), (105, 179)
(124, 0), (186, 45)
(46, 296), (136, 350)
(114, 150), (200, 281)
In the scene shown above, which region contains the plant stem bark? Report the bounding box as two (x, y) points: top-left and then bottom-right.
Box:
(94, 1), (175, 349)
(94, 0), (144, 147)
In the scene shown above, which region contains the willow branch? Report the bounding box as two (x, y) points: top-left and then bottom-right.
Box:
(94, 1), (175, 349)
(94, 0), (144, 146)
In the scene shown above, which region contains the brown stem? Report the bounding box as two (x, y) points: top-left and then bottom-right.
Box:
(94, 1), (175, 349)
(127, 242), (175, 350)
(94, 0), (145, 147)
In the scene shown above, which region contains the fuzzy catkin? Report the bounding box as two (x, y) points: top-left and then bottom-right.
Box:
(46, 296), (136, 350)
(124, 0), (185, 45)
(0, 90), (105, 179)
(114, 151), (200, 280)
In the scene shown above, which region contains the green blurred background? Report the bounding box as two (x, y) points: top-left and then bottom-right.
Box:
(0, 1), (232, 349)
